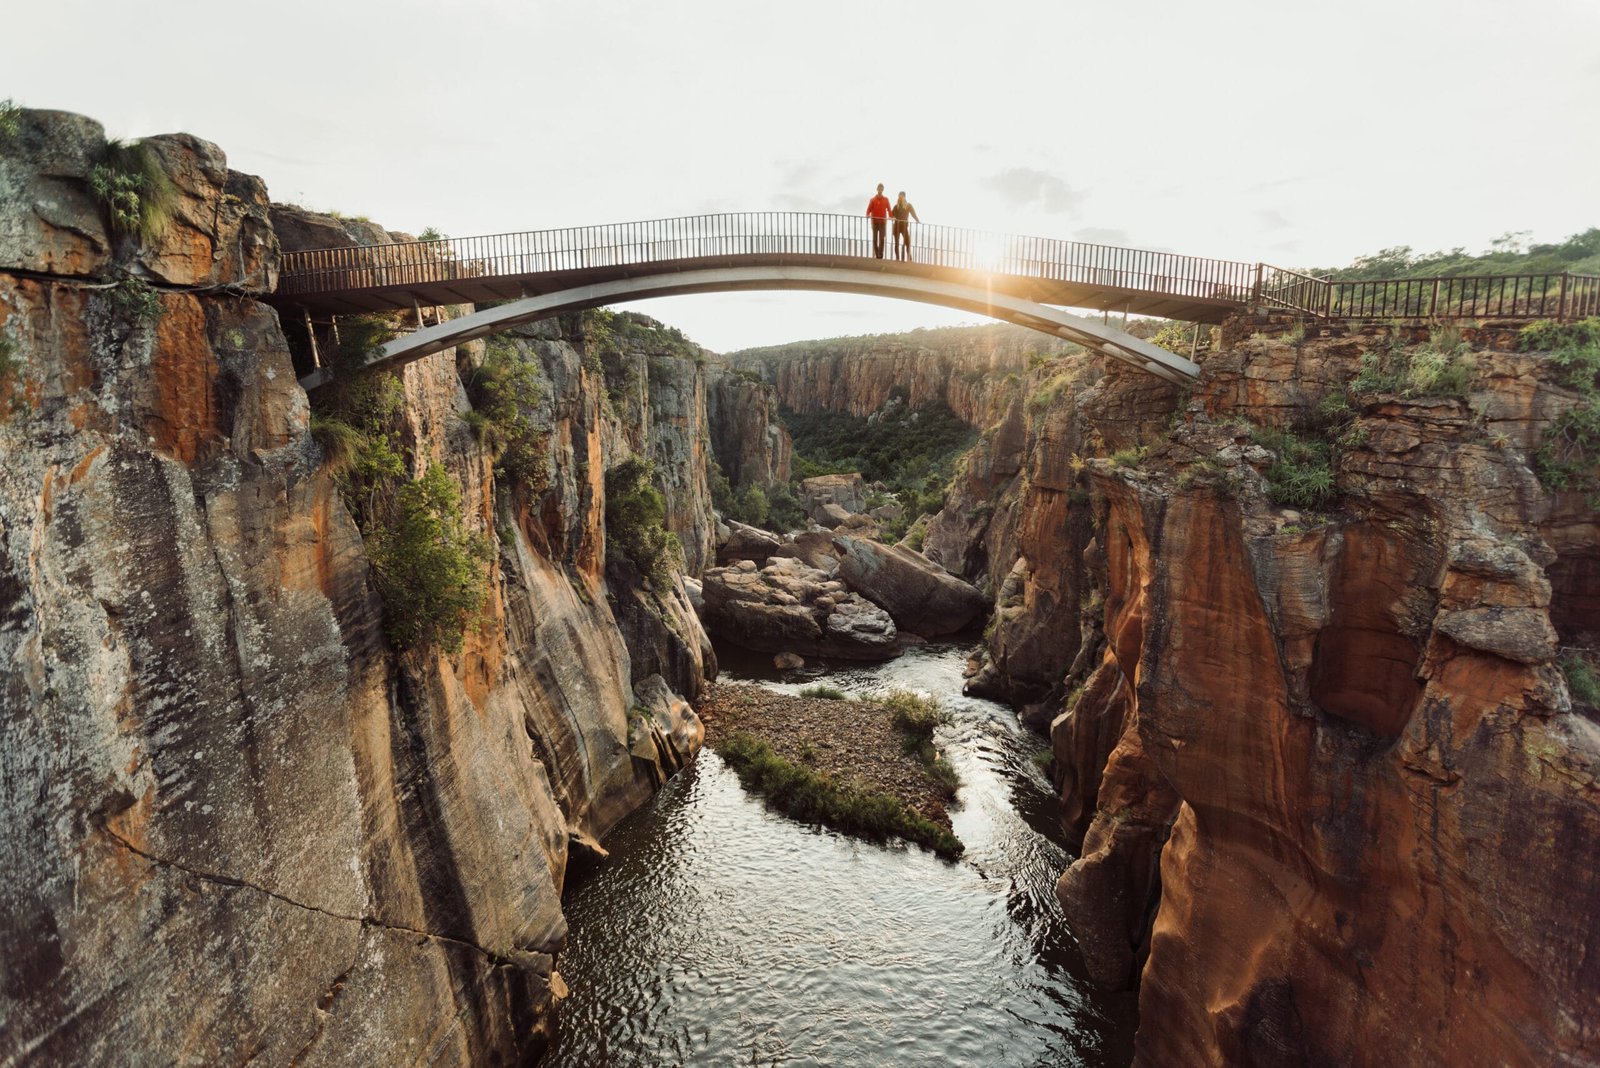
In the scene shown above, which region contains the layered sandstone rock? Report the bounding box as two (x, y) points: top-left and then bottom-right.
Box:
(717, 518), (783, 566)
(728, 321), (1071, 425)
(0, 111), (741, 1066)
(706, 364), (792, 487)
(799, 472), (867, 522)
(0, 110), (277, 289)
(1036, 320), (1600, 1064)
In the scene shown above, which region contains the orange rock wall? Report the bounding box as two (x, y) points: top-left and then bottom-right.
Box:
(1043, 319), (1600, 1064)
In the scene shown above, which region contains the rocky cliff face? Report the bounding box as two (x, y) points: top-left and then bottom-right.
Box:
(0, 110), (738, 1064)
(729, 322), (1072, 426)
(705, 364), (792, 488)
(979, 319), (1600, 1064)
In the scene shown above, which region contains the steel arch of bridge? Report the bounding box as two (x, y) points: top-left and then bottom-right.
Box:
(296, 265), (1201, 391)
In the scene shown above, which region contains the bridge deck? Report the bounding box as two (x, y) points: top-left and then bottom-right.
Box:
(274, 212), (1255, 323)
(273, 212), (1600, 325)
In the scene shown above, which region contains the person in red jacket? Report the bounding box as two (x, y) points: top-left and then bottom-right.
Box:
(866, 184), (892, 259)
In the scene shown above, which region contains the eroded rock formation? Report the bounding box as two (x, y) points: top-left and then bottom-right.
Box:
(728, 321), (1072, 425)
(0, 110), (774, 1064)
(699, 557), (899, 659)
(1016, 321), (1600, 1064)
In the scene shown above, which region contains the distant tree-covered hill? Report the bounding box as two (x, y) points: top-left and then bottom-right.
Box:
(1313, 227), (1600, 281)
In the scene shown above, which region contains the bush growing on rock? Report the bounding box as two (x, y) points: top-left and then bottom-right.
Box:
(1350, 330), (1475, 398)
(1251, 424), (1337, 509)
(605, 456), (682, 587)
(367, 462), (492, 654)
(461, 336), (549, 488)
(1522, 318), (1600, 503)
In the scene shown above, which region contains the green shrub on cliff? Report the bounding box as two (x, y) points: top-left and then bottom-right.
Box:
(89, 139), (177, 246)
(461, 336), (548, 489)
(1561, 655), (1600, 708)
(1536, 404), (1600, 506)
(1522, 318), (1600, 503)
(0, 99), (19, 140)
(1520, 317), (1600, 392)
(1351, 330), (1474, 398)
(367, 462), (492, 654)
(604, 455), (681, 586)
(0, 334), (21, 417)
(107, 277), (163, 323)
(1251, 424), (1338, 509)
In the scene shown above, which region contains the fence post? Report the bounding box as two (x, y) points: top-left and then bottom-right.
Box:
(1324, 280), (1335, 319)
(1251, 262), (1263, 306)
(1429, 277), (1440, 320)
(1559, 272), (1571, 321)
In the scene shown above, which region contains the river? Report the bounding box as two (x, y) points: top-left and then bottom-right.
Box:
(544, 642), (1138, 1067)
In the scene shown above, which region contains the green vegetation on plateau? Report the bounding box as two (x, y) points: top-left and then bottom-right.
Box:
(1315, 228), (1600, 281)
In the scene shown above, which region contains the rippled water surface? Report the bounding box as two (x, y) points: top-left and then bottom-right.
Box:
(546, 643), (1137, 1067)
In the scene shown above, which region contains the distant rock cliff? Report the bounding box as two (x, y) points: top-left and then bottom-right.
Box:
(0, 109), (779, 1064)
(728, 322), (1074, 427)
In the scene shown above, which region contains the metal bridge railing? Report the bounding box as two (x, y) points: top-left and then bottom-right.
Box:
(275, 211), (1258, 306)
(1259, 264), (1600, 322)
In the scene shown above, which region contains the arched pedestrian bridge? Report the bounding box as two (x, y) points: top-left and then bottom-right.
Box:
(273, 212), (1600, 390)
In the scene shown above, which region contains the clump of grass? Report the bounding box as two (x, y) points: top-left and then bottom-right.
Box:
(1028, 372), (1073, 416)
(0, 98), (20, 140)
(1251, 424), (1337, 509)
(1350, 329), (1475, 398)
(881, 690), (961, 797)
(884, 690), (948, 741)
(89, 138), (177, 246)
(309, 413), (364, 475)
(718, 732), (962, 857)
(1520, 317), (1600, 392)
(1109, 446), (1145, 468)
(799, 684), (848, 700)
(1561, 655), (1600, 708)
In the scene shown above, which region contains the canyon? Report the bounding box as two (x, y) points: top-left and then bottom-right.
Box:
(2, 106), (1598, 1067)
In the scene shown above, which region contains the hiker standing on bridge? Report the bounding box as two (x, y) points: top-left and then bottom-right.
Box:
(866, 183), (892, 259)
(891, 192), (920, 262)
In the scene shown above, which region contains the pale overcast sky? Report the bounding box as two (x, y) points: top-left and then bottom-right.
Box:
(6, 0), (1598, 351)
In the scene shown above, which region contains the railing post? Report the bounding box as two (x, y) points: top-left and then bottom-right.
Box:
(1251, 262), (1263, 306)
(1324, 279), (1335, 319)
(1430, 277), (1440, 320)
(1559, 272), (1571, 321)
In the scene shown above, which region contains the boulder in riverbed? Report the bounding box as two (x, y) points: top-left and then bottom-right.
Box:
(717, 519), (783, 566)
(700, 557), (898, 659)
(770, 530), (988, 635)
